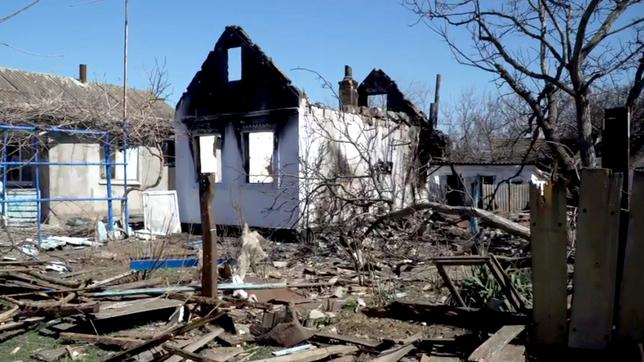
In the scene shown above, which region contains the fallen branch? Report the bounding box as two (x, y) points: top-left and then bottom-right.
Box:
(366, 202), (530, 241)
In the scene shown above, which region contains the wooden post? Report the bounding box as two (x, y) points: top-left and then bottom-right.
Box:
(432, 74), (442, 128)
(602, 107), (630, 208)
(569, 169), (622, 349)
(602, 107), (631, 328)
(199, 174), (217, 305)
(617, 170), (644, 340)
(530, 183), (568, 346)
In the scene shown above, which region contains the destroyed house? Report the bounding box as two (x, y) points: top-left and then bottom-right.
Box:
(175, 26), (443, 230)
(0, 66), (174, 226)
(429, 138), (550, 212)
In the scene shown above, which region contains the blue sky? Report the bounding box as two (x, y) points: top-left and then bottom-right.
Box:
(1, 0), (495, 109)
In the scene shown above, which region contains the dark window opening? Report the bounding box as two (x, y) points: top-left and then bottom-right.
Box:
(162, 139), (176, 167)
(4, 144), (34, 186)
(481, 176), (495, 185)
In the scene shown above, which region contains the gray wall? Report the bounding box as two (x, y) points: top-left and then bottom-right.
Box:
(46, 141), (169, 224)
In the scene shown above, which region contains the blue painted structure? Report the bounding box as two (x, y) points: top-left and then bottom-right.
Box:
(0, 124), (129, 243)
(130, 257), (200, 271)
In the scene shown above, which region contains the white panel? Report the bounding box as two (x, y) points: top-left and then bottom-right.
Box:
(142, 190), (181, 235)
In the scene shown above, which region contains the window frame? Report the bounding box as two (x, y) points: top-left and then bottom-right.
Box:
(99, 146), (140, 185)
(196, 133), (223, 183)
(242, 130), (276, 184)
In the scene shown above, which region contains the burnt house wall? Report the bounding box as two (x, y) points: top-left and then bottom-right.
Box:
(175, 26), (301, 229)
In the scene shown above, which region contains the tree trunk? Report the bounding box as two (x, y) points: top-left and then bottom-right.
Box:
(576, 95), (596, 167)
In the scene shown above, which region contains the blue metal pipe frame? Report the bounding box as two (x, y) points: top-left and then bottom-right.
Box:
(0, 124), (130, 242)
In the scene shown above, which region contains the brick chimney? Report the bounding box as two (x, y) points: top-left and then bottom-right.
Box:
(338, 65), (358, 111)
(78, 64), (87, 84)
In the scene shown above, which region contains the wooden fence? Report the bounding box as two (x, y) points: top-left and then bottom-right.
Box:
(531, 168), (644, 349)
(483, 183), (529, 213)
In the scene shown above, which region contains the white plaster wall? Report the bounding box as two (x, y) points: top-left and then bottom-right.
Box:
(298, 100), (419, 227)
(46, 142), (169, 223)
(174, 103), (300, 229)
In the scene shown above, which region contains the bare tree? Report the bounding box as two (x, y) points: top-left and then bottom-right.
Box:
(405, 0), (643, 171)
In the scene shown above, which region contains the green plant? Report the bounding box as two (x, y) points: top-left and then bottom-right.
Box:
(458, 266), (532, 311)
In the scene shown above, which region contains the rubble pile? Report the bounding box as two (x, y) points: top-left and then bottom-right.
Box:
(0, 211), (533, 361)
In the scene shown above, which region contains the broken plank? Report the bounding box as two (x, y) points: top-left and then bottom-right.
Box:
(20, 301), (99, 318)
(569, 169), (622, 349)
(89, 271), (135, 288)
(163, 344), (215, 362)
(0, 305), (18, 323)
(252, 345), (357, 362)
(313, 331), (380, 348)
(529, 183), (568, 346)
(59, 332), (142, 349)
(102, 311), (225, 362)
(468, 325), (525, 362)
(166, 327), (224, 362)
(492, 344), (526, 362)
(371, 344), (414, 362)
(93, 298), (184, 320)
(24, 271), (82, 288)
(618, 170), (644, 340)
(0, 317), (44, 332)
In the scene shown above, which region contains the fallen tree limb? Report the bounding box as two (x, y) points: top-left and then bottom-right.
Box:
(365, 202), (530, 241)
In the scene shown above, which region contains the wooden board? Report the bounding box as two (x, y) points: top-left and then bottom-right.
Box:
(166, 328), (223, 362)
(529, 183), (568, 346)
(93, 298), (184, 320)
(468, 325), (524, 362)
(617, 170), (644, 339)
(568, 169), (623, 349)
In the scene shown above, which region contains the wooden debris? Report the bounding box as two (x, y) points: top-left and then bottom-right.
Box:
(24, 271), (82, 288)
(163, 344), (216, 362)
(166, 327), (224, 362)
(32, 347), (68, 362)
(202, 346), (244, 362)
(93, 298), (184, 320)
(253, 345), (358, 362)
(467, 325), (525, 362)
(59, 332), (143, 349)
(371, 344), (414, 362)
(0, 305), (19, 323)
(313, 331), (380, 348)
(363, 302), (527, 331)
(102, 311), (225, 362)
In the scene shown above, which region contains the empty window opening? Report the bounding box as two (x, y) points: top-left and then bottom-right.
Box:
(198, 134), (222, 183)
(100, 147), (139, 182)
(227, 47), (242, 82)
(481, 176), (495, 185)
(367, 94), (387, 110)
(4, 144), (34, 186)
(244, 131), (274, 184)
